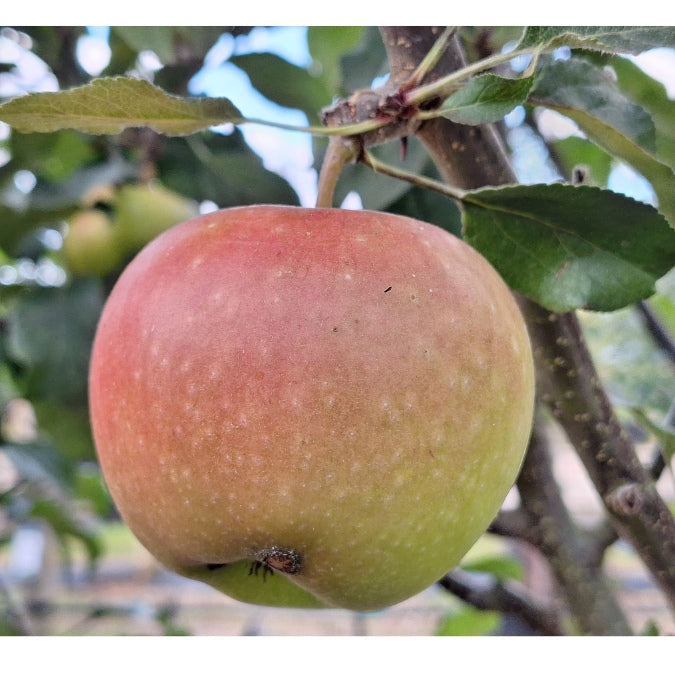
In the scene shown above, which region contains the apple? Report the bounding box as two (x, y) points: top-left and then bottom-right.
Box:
(89, 205), (535, 611)
(112, 181), (199, 254)
(61, 209), (124, 276)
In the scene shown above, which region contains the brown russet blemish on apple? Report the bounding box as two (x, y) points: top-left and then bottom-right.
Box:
(249, 546), (303, 580)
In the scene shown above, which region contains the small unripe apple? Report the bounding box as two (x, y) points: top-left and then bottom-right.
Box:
(89, 205), (535, 611)
(62, 209), (124, 276)
(112, 182), (199, 254)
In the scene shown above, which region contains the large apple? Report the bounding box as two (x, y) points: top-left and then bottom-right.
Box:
(89, 205), (535, 611)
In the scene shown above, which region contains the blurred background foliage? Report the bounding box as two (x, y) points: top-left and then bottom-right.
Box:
(0, 26), (673, 636)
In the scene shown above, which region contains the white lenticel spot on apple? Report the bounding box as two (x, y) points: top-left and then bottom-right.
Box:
(511, 335), (522, 353)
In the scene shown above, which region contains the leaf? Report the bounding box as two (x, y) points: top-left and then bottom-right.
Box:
(388, 185), (463, 238)
(609, 56), (675, 168)
(531, 58), (655, 150)
(462, 183), (675, 313)
(0, 77), (244, 136)
(440, 73), (534, 125)
(529, 58), (675, 225)
(30, 497), (102, 565)
(340, 26), (389, 93)
(518, 26), (675, 55)
(649, 270), (675, 336)
(157, 131), (300, 207)
(2, 441), (75, 490)
(461, 555), (524, 582)
(436, 606), (501, 636)
(0, 130), (96, 183)
(307, 27), (366, 94)
(0, 205), (73, 254)
(231, 53), (331, 122)
(112, 27), (226, 65)
(28, 155), (135, 211)
(75, 464), (113, 519)
(5, 278), (105, 404)
(629, 408), (675, 463)
(552, 136), (613, 186)
(32, 399), (96, 462)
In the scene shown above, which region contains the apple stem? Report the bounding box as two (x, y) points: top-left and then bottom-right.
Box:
(360, 149), (467, 203)
(316, 136), (358, 208)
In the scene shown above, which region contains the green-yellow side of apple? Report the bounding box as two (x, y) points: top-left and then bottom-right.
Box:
(89, 205), (535, 611)
(62, 209), (124, 276)
(112, 182), (199, 254)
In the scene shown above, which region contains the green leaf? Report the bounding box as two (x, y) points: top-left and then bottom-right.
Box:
(231, 53), (331, 121)
(518, 26), (675, 55)
(307, 27), (366, 94)
(28, 155), (135, 211)
(436, 606), (501, 636)
(440, 73), (534, 125)
(0, 130), (96, 183)
(629, 408), (675, 463)
(388, 185), (463, 238)
(2, 441), (75, 490)
(531, 58), (655, 150)
(609, 56), (675, 168)
(530, 58), (675, 225)
(641, 620), (661, 636)
(0, 205), (73, 254)
(158, 131), (300, 207)
(0, 77), (244, 136)
(649, 269), (675, 336)
(462, 183), (675, 313)
(32, 399), (96, 462)
(552, 136), (613, 186)
(112, 27), (226, 66)
(5, 279), (104, 404)
(30, 497), (102, 565)
(75, 464), (113, 519)
(461, 555), (524, 582)
(340, 26), (389, 93)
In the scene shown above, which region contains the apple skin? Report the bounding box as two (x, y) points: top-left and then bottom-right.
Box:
(89, 205), (535, 611)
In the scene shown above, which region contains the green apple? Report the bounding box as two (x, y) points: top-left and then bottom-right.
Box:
(112, 182), (199, 254)
(89, 205), (535, 611)
(62, 209), (124, 276)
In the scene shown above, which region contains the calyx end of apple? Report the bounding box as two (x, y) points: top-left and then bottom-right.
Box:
(251, 546), (303, 576)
